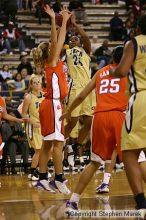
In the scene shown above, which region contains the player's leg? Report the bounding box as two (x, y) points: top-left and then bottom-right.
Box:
(96, 148), (118, 193)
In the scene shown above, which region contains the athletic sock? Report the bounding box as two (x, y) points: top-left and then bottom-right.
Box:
(103, 172), (111, 185)
(55, 174), (64, 182)
(30, 168), (36, 174)
(70, 193), (80, 204)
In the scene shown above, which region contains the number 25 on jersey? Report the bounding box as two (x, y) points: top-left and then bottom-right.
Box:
(99, 78), (120, 94)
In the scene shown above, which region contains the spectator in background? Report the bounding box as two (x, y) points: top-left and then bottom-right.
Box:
(128, 11), (137, 27)
(0, 64), (12, 81)
(109, 11), (124, 41)
(17, 0), (23, 10)
(2, 21), (27, 55)
(52, 0), (62, 13)
(125, 0), (133, 11)
(69, 0), (89, 25)
(94, 39), (112, 69)
(23, 0), (33, 10)
(14, 72), (26, 91)
(17, 55), (33, 75)
(124, 19), (133, 41)
(1, 111), (29, 174)
(91, 35), (101, 55)
(33, 0), (50, 24)
(3, 0), (18, 23)
(131, 0), (143, 18)
(20, 68), (30, 80)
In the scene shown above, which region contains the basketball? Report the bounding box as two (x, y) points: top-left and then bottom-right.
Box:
(55, 13), (72, 28)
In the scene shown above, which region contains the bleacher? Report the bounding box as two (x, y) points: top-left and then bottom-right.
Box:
(0, 2), (127, 72)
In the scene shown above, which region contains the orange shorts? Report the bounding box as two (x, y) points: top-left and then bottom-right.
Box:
(91, 111), (125, 164)
(39, 98), (64, 141)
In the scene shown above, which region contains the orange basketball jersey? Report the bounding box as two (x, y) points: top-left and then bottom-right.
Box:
(44, 60), (68, 100)
(95, 64), (128, 113)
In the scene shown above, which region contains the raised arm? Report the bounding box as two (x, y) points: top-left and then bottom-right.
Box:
(51, 9), (71, 66)
(44, 5), (57, 64)
(71, 13), (91, 55)
(110, 40), (134, 77)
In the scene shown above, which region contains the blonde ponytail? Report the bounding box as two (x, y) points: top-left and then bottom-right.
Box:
(31, 42), (49, 68)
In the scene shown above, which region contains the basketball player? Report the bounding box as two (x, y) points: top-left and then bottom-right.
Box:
(22, 76), (44, 181)
(31, 5), (71, 194)
(61, 46), (128, 213)
(109, 14), (146, 217)
(65, 14), (95, 169)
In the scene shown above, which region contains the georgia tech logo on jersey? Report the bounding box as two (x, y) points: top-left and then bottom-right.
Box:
(57, 105), (61, 110)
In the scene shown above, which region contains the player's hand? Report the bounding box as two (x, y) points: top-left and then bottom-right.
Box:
(22, 118), (29, 123)
(60, 111), (71, 122)
(70, 12), (76, 25)
(44, 4), (55, 19)
(61, 8), (72, 23)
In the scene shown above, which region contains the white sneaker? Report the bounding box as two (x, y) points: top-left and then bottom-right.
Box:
(47, 172), (52, 178)
(55, 180), (71, 195)
(28, 174), (31, 179)
(80, 163), (85, 171)
(138, 209), (146, 220)
(31, 174), (39, 181)
(35, 180), (55, 192)
(9, 52), (13, 55)
(71, 166), (78, 172)
(21, 51), (27, 55)
(63, 166), (70, 172)
(68, 155), (75, 167)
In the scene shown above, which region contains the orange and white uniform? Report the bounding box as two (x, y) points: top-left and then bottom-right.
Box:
(39, 61), (68, 141)
(91, 64), (128, 164)
(0, 97), (5, 159)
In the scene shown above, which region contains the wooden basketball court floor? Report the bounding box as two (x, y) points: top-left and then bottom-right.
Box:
(0, 170), (146, 220)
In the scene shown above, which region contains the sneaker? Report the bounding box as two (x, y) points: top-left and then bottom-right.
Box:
(31, 174), (39, 181)
(0, 49), (7, 55)
(65, 200), (79, 216)
(28, 174), (31, 179)
(63, 166), (70, 172)
(21, 51), (27, 55)
(55, 180), (71, 195)
(80, 162), (85, 171)
(137, 209), (146, 220)
(35, 180), (55, 192)
(47, 172), (52, 178)
(49, 180), (59, 192)
(9, 52), (13, 55)
(98, 163), (105, 171)
(68, 154), (75, 167)
(96, 183), (109, 193)
(115, 163), (124, 170)
(71, 166), (78, 172)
